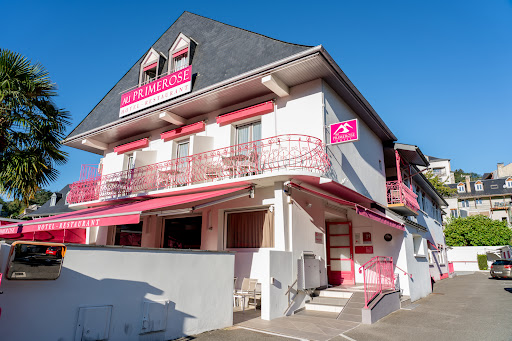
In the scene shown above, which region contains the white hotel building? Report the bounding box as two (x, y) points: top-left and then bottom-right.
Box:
(0, 12), (450, 340)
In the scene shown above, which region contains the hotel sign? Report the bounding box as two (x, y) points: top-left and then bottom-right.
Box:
(119, 66), (192, 117)
(329, 119), (359, 145)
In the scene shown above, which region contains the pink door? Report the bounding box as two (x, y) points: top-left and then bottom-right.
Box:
(326, 222), (354, 285)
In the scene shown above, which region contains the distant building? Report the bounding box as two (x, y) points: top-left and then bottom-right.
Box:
(25, 185), (74, 219)
(494, 162), (512, 179)
(423, 156), (454, 184)
(446, 175), (512, 224)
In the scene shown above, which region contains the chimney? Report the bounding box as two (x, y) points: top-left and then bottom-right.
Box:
(465, 175), (471, 193)
(497, 163), (504, 178)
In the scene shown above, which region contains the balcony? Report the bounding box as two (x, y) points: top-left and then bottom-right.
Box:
(68, 134), (330, 205)
(386, 181), (419, 216)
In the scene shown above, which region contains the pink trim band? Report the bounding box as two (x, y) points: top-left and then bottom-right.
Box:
(114, 138), (149, 155)
(216, 101), (274, 126)
(143, 62), (157, 72)
(160, 121), (205, 141)
(172, 47), (188, 58)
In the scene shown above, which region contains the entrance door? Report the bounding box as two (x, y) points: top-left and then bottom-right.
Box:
(326, 222), (354, 285)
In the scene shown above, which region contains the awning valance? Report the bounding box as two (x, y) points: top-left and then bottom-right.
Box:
(289, 183), (404, 231)
(0, 186), (250, 238)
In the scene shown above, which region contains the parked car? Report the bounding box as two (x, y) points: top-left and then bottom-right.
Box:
(490, 259), (512, 279)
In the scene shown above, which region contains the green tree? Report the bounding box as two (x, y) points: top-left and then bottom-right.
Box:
(453, 168), (481, 183)
(444, 215), (512, 246)
(0, 49), (69, 206)
(425, 170), (456, 197)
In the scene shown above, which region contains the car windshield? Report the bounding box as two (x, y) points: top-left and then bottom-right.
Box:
(492, 260), (512, 265)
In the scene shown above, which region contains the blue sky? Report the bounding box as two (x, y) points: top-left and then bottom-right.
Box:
(2, 0), (511, 193)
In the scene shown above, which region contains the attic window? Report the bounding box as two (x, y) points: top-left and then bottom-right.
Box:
(475, 182), (483, 191)
(142, 62), (157, 84)
(457, 183), (465, 193)
(506, 178), (512, 188)
(172, 48), (189, 72)
(139, 48), (160, 86)
(169, 33), (191, 74)
(50, 193), (57, 207)
(491, 184), (499, 189)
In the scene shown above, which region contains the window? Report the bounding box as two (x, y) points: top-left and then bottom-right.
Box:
(172, 50), (189, 72)
(236, 121), (261, 145)
(226, 210), (274, 248)
(139, 48), (160, 86)
(457, 183), (465, 193)
(142, 63), (157, 85)
(475, 198), (483, 205)
(475, 182), (483, 191)
(491, 184), (499, 189)
(433, 168), (445, 177)
(450, 209), (458, 218)
(177, 140), (189, 159)
(126, 154), (136, 170)
(506, 178), (512, 188)
(115, 222), (142, 247)
(461, 199), (470, 208)
(413, 234), (426, 257)
(50, 193), (57, 207)
(168, 33), (191, 74)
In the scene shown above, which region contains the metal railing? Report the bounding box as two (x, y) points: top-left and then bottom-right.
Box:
(358, 256), (395, 308)
(67, 134), (330, 204)
(386, 180), (420, 212)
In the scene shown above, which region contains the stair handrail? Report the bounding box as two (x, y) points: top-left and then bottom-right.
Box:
(394, 264), (413, 279)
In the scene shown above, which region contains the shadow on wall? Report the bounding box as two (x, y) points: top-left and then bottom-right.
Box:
(341, 153), (371, 199)
(0, 267), (196, 340)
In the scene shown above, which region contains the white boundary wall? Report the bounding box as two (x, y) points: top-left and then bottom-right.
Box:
(447, 245), (511, 271)
(0, 243), (234, 341)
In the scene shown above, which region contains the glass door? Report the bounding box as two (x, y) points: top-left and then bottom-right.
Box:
(326, 222), (354, 285)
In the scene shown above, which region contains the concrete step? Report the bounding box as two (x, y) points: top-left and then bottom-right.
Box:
(400, 295), (412, 308)
(294, 310), (340, 319)
(314, 289), (353, 299)
(305, 302), (343, 313)
(309, 297), (349, 306)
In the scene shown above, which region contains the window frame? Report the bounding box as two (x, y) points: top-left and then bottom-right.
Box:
(224, 207), (275, 251)
(457, 183), (465, 193)
(475, 182), (483, 191)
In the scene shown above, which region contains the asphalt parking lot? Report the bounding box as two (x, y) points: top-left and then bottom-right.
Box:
(182, 272), (512, 341)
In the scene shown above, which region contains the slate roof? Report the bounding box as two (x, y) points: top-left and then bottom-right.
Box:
(26, 185), (74, 217)
(448, 178), (512, 199)
(66, 12), (312, 140)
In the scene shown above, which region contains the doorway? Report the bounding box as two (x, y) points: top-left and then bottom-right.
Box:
(326, 222), (354, 285)
(162, 216), (202, 249)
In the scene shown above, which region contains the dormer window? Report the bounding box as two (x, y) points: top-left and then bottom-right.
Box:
(506, 178), (512, 188)
(169, 33), (192, 74)
(457, 183), (465, 193)
(475, 181), (483, 191)
(139, 48), (161, 86)
(50, 193), (57, 207)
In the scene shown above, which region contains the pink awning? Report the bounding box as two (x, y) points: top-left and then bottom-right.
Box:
(216, 101), (274, 126)
(160, 121), (205, 141)
(143, 62), (157, 72)
(289, 183), (404, 231)
(0, 186), (250, 238)
(172, 47), (188, 58)
(114, 138), (149, 154)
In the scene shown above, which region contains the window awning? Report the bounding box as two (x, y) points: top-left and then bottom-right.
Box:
(288, 182), (405, 231)
(0, 186), (251, 238)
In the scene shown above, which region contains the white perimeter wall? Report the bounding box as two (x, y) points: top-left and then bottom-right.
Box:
(447, 246), (511, 271)
(322, 81), (387, 205)
(0, 244), (234, 341)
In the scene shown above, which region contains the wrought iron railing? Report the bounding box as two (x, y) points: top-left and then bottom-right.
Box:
(67, 134), (330, 204)
(358, 256), (395, 308)
(386, 180), (420, 212)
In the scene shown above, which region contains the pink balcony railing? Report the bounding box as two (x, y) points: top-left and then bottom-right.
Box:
(358, 256), (395, 308)
(386, 180), (420, 212)
(67, 134), (330, 204)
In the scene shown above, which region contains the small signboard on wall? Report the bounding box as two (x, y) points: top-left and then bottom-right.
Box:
(355, 246), (374, 254)
(363, 232), (372, 244)
(329, 119), (359, 145)
(315, 232), (323, 244)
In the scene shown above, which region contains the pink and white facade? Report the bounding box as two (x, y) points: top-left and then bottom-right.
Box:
(0, 12), (450, 337)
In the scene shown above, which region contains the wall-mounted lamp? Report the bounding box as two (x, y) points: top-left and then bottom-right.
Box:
(384, 233), (393, 242)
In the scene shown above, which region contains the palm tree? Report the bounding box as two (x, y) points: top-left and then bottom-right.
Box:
(0, 49), (70, 206)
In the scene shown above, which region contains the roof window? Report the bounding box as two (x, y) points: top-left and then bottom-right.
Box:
(457, 183), (465, 193)
(139, 48), (161, 86)
(506, 178), (512, 188)
(475, 181), (483, 191)
(169, 33), (192, 74)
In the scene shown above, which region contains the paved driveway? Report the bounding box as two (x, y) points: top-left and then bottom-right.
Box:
(337, 272), (512, 341)
(183, 272), (512, 341)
